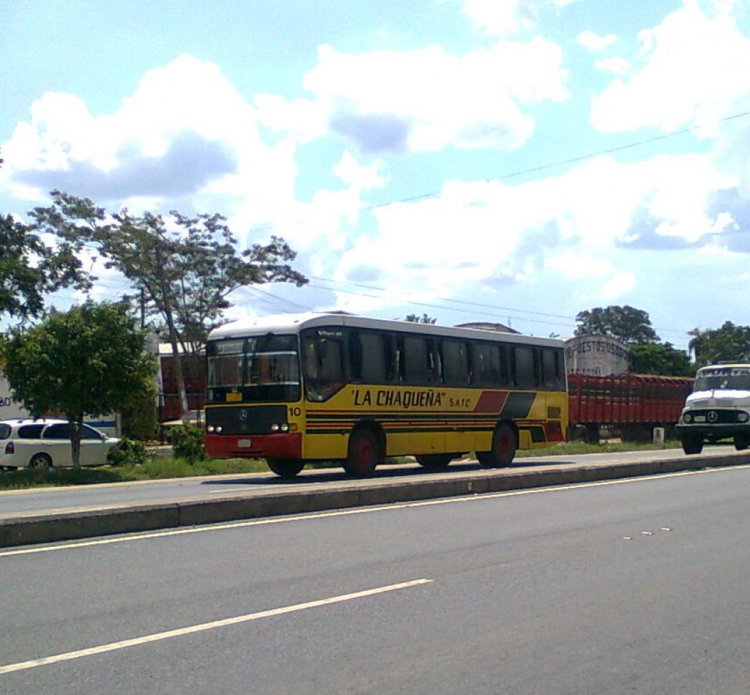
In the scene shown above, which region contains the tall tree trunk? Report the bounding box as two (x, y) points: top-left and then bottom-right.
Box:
(68, 418), (82, 468)
(165, 309), (189, 419)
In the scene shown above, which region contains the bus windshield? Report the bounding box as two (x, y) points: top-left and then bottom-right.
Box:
(206, 334), (300, 403)
(694, 367), (750, 392)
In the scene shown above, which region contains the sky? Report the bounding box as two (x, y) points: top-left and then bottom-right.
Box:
(2, 0), (750, 350)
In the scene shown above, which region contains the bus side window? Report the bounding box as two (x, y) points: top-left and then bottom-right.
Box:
(473, 343), (502, 386)
(498, 345), (510, 386)
(426, 338), (441, 382)
(301, 334), (345, 401)
(302, 338), (319, 379)
(508, 347), (518, 387)
(314, 339), (343, 381)
(533, 349), (543, 388)
(404, 336), (429, 383)
(515, 347), (534, 389)
(542, 349), (564, 390)
(383, 335), (395, 381)
(349, 332), (363, 381)
(442, 340), (468, 386)
(394, 335), (406, 381)
(360, 332), (387, 383)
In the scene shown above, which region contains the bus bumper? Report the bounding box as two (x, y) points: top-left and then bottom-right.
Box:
(205, 433), (303, 460)
(675, 423), (750, 442)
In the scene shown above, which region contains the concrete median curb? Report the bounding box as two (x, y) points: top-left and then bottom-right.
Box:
(1, 452), (748, 548)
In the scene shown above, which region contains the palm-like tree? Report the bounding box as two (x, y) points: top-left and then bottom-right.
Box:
(688, 327), (706, 365)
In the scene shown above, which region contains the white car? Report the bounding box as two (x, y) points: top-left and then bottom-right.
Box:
(0, 418), (120, 469)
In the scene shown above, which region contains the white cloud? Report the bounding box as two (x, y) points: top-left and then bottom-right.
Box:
(594, 57), (630, 76)
(601, 272), (637, 299)
(460, 0), (579, 36)
(329, 148), (738, 316)
(257, 40), (568, 154)
(591, 2), (750, 134)
(253, 93), (328, 143)
(334, 151), (388, 192)
(0, 54), (385, 283)
(576, 31), (618, 52)
(1, 55), (291, 212)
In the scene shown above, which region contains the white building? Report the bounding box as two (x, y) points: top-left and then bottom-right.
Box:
(564, 335), (629, 377)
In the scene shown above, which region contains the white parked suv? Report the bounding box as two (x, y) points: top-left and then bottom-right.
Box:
(0, 418), (120, 469)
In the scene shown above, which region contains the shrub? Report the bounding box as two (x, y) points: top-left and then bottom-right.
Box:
(107, 437), (147, 466)
(169, 424), (205, 464)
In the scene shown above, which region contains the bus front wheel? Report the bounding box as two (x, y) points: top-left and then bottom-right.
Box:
(344, 428), (380, 477)
(267, 458), (305, 479)
(477, 423), (517, 468)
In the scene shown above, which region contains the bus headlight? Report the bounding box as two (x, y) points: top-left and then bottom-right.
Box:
(683, 413), (693, 424)
(271, 423), (279, 432)
(738, 412), (750, 423)
(270, 423), (290, 433)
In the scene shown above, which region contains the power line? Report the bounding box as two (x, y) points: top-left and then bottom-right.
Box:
(240, 285), (314, 313)
(308, 275), (574, 321)
(306, 281), (576, 331)
(247, 108), (750, 234)
(306, 276), (691, 338)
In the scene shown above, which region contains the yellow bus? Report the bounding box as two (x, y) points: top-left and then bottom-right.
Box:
(204, 313), (568, 478)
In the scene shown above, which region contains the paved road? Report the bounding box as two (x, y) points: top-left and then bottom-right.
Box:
(0, 446), (734, 516)
(1, 464), (749, 694)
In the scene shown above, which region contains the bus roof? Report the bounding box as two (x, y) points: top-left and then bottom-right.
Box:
(208, 312), (564, 349)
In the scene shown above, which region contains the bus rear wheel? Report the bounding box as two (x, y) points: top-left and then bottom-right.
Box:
(344, 428), (380, 477)
(267, 458), (305, 479)
(477, 423), (517, 468)
(415, 454), (453, 470)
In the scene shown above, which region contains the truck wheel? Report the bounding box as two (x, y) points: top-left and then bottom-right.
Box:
(477, 423), (517, 468)
(344, 428), (380, 477)
(681, 434), (703, 455)
(266, 458), (304, 479)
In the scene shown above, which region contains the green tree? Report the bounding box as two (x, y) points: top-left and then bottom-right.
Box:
(575, 305), (659, 345)
(0, 160), (89, 319)
(628, 342), (694, 377)
(689, 321), (750, 367)
(30, 191), (308, 417)
(120, 379), (158, 440)
(0, 214), (90, 319)
(2, 302), (157, 467)
(687, 327), (707, 363)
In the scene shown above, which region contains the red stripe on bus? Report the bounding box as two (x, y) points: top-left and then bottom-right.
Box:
(473, 391), (510, 413)
(545, 421), (565, 442)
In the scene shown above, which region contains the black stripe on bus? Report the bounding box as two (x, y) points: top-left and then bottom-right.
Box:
(305, 412), (510, 423)
(500, 392), (536, 419)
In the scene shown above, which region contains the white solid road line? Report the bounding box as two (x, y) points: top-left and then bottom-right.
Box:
(0, 578), (433, 676)
(3, 464), (750, 559)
